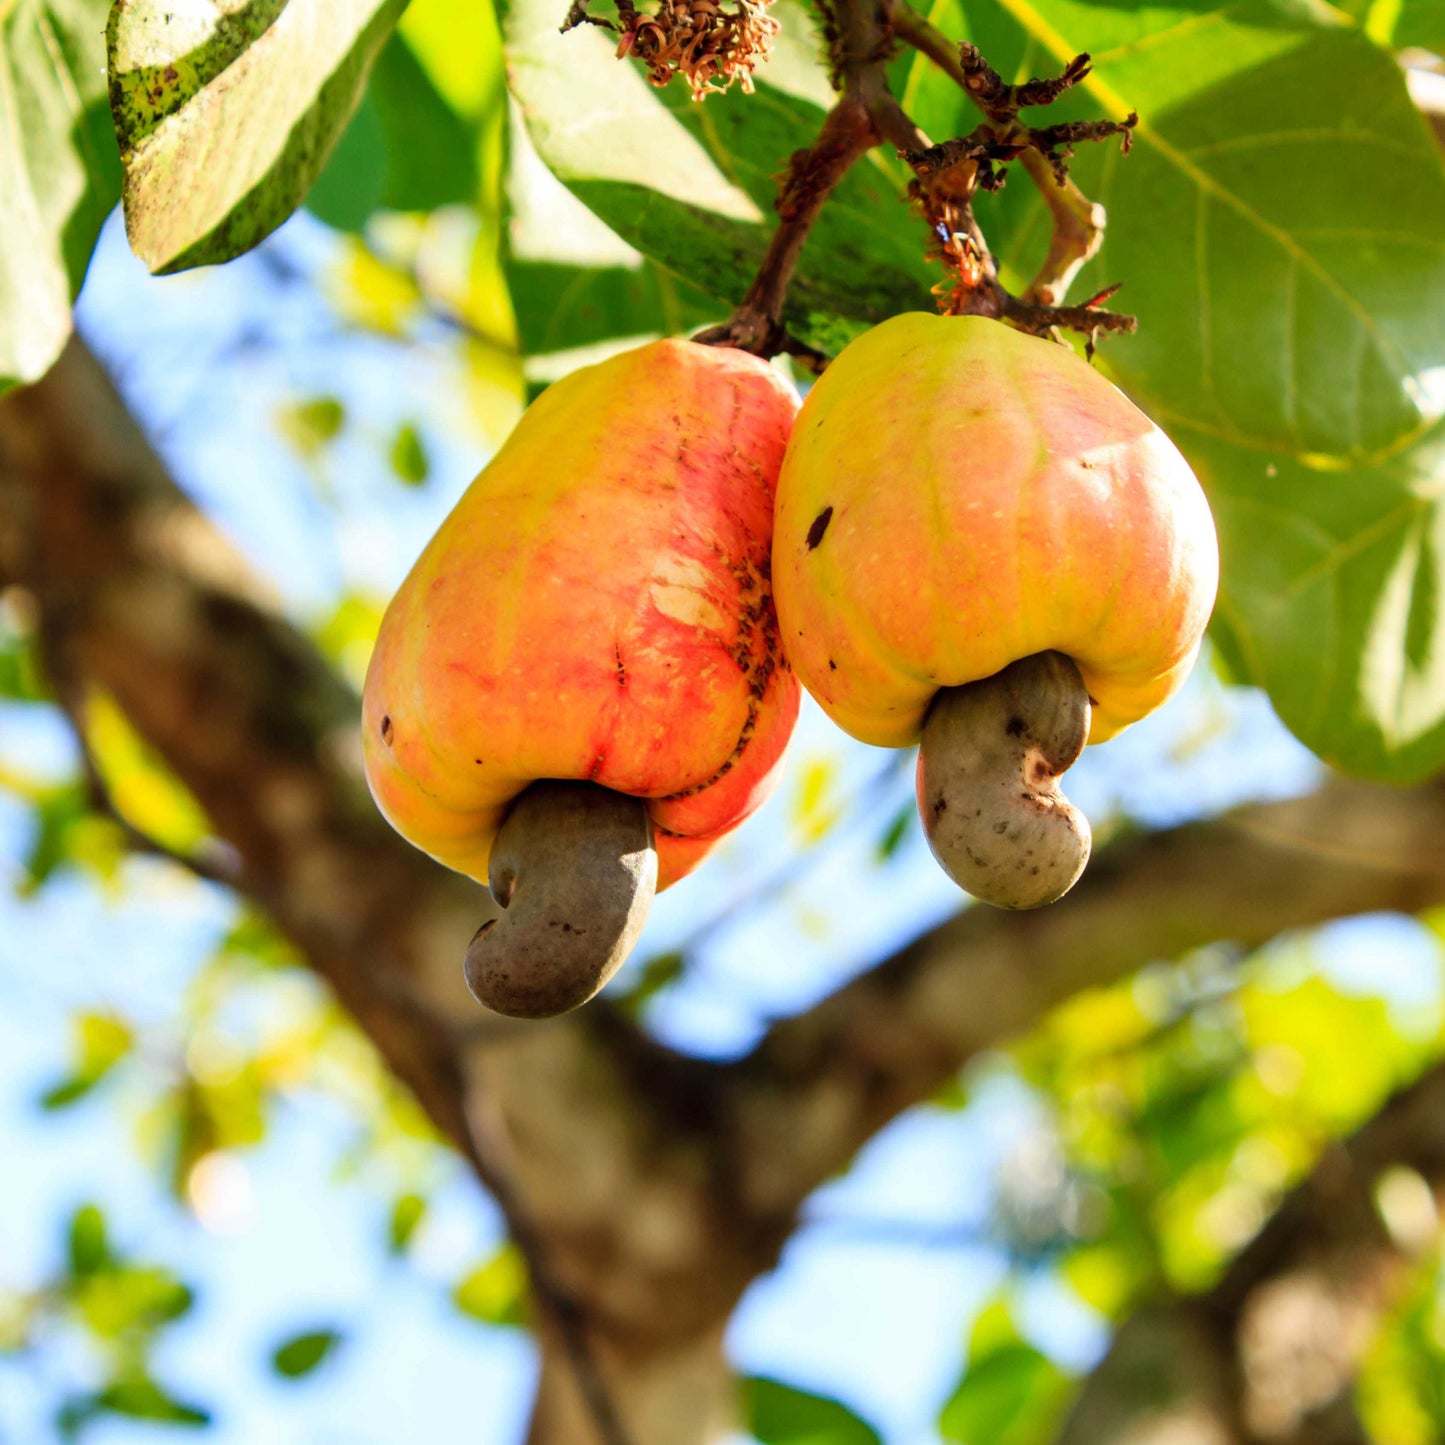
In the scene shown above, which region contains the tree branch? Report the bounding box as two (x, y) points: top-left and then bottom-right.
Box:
(696, 0), (924, 357)
(889, 1), (1130, 316)
(722, 785), (1445, 1223)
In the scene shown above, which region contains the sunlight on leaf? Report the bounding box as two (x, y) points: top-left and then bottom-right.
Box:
(108, 0), (408, 271)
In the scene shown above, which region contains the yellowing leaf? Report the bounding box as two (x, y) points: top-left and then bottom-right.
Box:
(84, 691), (212, 857)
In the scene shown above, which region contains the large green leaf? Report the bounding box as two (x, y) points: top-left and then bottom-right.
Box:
(1189, 417), (1445, 780)
(901, 0), (1445, 778)
(107, 0), (408, 272)
(505, 0), (937, 353)
(909, 0), (1445, 462)
(0, 0), (120, 392)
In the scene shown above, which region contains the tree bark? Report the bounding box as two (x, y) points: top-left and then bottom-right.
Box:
(4, 335), (1445, 1442)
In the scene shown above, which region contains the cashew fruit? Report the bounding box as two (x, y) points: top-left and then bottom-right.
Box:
(773, 312), (1218, 907)
(363, 339), (800, 1012)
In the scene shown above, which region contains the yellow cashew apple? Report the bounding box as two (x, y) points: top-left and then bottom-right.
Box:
(773, 312), (1218, 908)
(363, 339), (800, 1014)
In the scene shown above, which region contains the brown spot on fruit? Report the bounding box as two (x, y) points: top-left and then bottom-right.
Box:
(805, 506), (833, 552)
(380, 715), (394, 745)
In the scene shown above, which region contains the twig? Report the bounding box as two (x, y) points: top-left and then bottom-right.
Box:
(696, 0), (916, 359)
(889, 1), (1131, 311)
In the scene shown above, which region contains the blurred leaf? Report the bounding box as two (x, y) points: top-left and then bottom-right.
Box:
(37, 1012), (133, 1110)
(1380, 0), (1445, 51)
(388, 422), (430, 485)
(619, 949), (686, 1016)
(75, 1266), (194, 1336)
(271, 1328), (344, 1378)
(276, 395), (347, 455)
(0, 1292), (31, 1354)
(1061, 1241), (1148, 1319)
(217, 909), (305, 972)
(1358, 1252), (1445, 1444)
(92, 1377), (210, 1426)
(742, 1376), (883, 1445)
(307, 33), (480, 230)
(20, 782), (125, 894)
(329, 239), (424, 334)
(875, 800), (914, 863)
(0, 592), (47, 701)
(0, 0), (120, 393)
(939, 1340), (1072, 1445)
(85, 690), (212, 856)
(790, 756), (843, 845)
(1240, 972), (1421, 1128)
(506, 0), (935, 354)
(107, 0), (407, 272)
(452, 1246), (528, 1326)
(397, 0), (504, 118)
(39, 1076), (98, 1111)
(387, 1193), (427, 1254)
(67, 1204), (110, 1278)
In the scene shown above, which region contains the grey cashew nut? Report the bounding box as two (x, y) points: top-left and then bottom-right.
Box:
(464, 780), (658, 1018)
(916, 651), (1092, 909)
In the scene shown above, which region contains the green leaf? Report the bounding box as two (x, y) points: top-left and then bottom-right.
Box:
(307, 32), (482, 230)
(387, 1193), (426, 1254)
(917, 3), (1445, 463)
(876, 800), (914, 862)
(0, 0), (120, 392)
(37, 1014), (134, 1106)
(506, 258), (722, 358)
(939, 1342), (1073, 1445)
(93, 1377), (210, 1426)
(505, 0), (936, 354)
(1188, 418), (1445, 780)
(75, 1266), (194, 1335)
(107, 0), (408, 273)
(39, 1075), (98, 1111)
(388, 421), (430, 485)
(452, 1246), (528, 1326)
(277, 395), (347, 454)
(618, 949), (686, 1015)
(742, 1377), (884, 1445)
(271, 1327), (343, 1378)
(67, 1204), (110, 1277)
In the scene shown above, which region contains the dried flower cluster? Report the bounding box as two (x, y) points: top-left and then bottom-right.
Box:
(617, 0), (780, 100)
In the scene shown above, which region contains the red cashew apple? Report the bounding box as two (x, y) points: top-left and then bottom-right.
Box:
(363, 340), (801, 1016)
(773, 312), (1219, 908)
